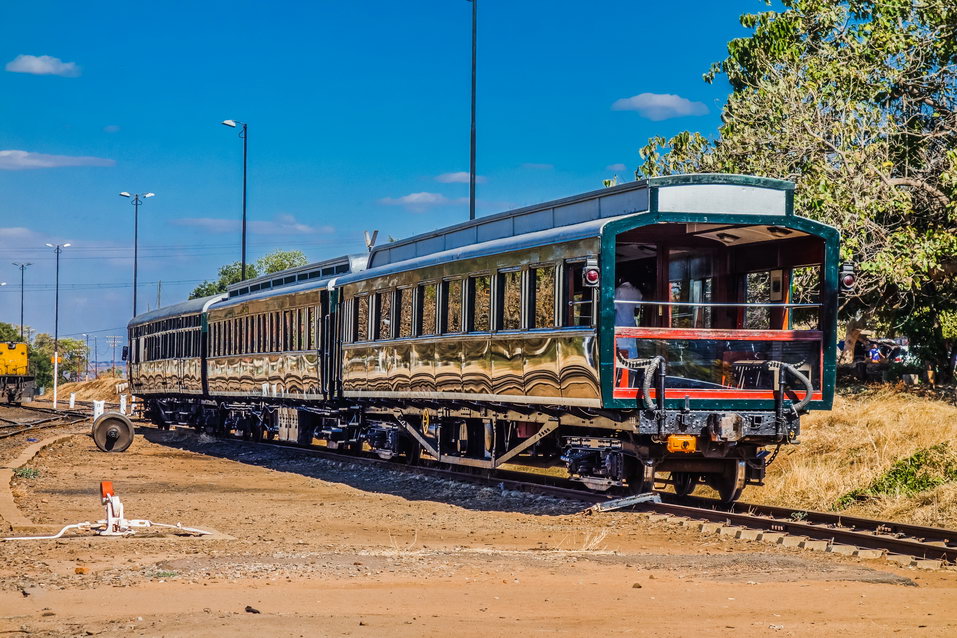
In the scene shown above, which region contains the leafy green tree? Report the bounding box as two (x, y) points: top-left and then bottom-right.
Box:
(0, 321), (19, 342)
(255, 250), (308, 275)
(189, 250), (309, 299)
(634, 0), (957, 376)
(29, 334), (87, 385)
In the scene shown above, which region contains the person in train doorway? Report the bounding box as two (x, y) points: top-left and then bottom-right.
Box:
(868, 343), (884, 364)
(615, 279), (643, 387)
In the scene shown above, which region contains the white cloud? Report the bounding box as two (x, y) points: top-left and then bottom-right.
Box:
(0, 150), (115, 170)
(379, 192), (468, 213)
(611, 93), (708, 121)
(0, 227), (43, 242)
(435, 171), (486, 184)
(103, 125), (121, 133)
(606, 163), (627, 171)
(521, 163), (554, 170)
(5, 54), (80, 77)
(172, 214), (332, 235)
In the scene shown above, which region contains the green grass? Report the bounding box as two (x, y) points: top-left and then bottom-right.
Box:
(13, 468), (39, 479)
(835, 443), (957, 509)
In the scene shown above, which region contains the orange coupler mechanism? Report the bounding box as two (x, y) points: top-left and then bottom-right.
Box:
(666, 434), (697, 454)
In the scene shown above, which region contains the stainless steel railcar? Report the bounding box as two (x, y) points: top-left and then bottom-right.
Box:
(129, 174), (839, 501)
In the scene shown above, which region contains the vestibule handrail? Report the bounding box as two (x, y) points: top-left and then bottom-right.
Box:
(614, 300), (820, 308)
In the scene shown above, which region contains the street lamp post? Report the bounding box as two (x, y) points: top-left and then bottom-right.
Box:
(45, 243), (70, 409)
(119, 192), (155, 317)
(82, 333), (89, 380)
(221, 119), (249, 280)
(468, 0), (478, 221)
(11, 263), (31, 341)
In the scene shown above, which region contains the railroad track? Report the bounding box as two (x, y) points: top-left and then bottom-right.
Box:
(148, 421), (957, 568)
(0, 405), (90, 439)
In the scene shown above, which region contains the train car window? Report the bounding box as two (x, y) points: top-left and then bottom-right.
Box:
(467, 275), (491, 332)
(790, 265), (821, 330)
(442, 279), (463, 334)
(396, 288), (413, 338)
(744, 271), (771, 330)
(669, 251), (713, 329)
(314, 305), (322, 350)
(304, 307), (312, 350)
(562, 261), (593, 327)
(417, 283), (437, 336)
(497, 270), (522, 330)
(299, 308), (307, 350)
(375, 291), (392, 340)
(530, 265), (556, 329)
(355, 295), (370, 342)
(283, 311), (291, 351)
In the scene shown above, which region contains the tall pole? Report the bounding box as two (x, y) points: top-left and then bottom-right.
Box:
(221, 120), (248, 278)
(120, 192), (153, 317)
(241, 122), (248, 280)
(12, 263), (31, 341)
(469, 0), (478, 221)
(83, 334), (89, 380)
(53, 246), (61, 409)
(92, 335), (97, 378)
(133, 194), (140, 316)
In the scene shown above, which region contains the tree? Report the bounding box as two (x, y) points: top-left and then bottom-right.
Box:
(635, 0), (957, 376)
(256, 250), (308, 274)
(189, 250), (310, 299)
(0, 321), (18, 342)
(29, 334), (87, 386)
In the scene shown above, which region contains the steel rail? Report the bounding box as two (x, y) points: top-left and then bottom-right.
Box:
(150, 422), (957, 564)
(647, 500), (957, 563)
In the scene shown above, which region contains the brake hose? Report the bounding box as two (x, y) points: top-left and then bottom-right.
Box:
(615, 352), (664, 411)
(640, 355), (665, 411)
(766, 360), (813, 411)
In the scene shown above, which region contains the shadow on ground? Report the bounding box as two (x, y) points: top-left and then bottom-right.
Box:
(140, 426), (582, 517)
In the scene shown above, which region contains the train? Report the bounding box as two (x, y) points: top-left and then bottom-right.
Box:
(1, 342), (34, 405)
(128, 174), (840, 502)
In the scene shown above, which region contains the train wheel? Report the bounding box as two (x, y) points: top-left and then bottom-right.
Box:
(671, 472), (700, 498)
(628, 462), (656, 494)
(708, 461), (746, 503)
(403, 443), (421, 466)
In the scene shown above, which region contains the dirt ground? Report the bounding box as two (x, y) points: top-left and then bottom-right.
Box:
(1, 416), (956, 637)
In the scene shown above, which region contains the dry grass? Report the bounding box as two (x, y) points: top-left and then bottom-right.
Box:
(746, 386), (957, 527)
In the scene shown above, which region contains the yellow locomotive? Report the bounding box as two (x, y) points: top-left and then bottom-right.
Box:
(1, 342), (34, 405)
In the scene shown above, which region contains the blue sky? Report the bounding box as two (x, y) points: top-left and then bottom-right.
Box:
(0, 0), (761, 356)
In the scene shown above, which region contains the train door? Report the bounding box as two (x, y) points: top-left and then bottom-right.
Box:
(316, 290), (328, 400)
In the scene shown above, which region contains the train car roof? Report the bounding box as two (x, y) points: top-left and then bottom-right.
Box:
(366, 174), (795, 271)
(209, 273), (341, 311)
(129, 293), (226, 327)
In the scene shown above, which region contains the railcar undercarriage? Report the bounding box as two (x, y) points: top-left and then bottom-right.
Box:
(142, 394), (797, 502)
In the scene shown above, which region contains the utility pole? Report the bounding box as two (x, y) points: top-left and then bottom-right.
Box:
(83, 333), (89, 380)
(468, 0), (478, 221)
(119, 192), (155, 317)
(11, 263), (31, 341)
(45, 243), (70, 408)
(221, 119), (249, 279)
(92, 335), (97, 378)
(156, 280), (162, 308)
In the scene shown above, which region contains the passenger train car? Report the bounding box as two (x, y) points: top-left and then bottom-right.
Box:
(129, 174), (839, 501)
